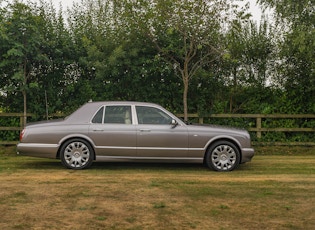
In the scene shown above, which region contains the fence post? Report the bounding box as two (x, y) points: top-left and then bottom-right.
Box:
(256, 117), (262, 139)
(199, 117), (204, 124)
(20, 116), (24, 131)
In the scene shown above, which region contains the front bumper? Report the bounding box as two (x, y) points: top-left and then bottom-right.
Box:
(241, 148), (255, 163)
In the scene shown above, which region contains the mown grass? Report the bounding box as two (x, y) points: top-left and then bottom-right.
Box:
(0, 145), (315, 230)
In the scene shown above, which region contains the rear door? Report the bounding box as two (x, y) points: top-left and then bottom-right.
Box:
(89, 105), (136, 156)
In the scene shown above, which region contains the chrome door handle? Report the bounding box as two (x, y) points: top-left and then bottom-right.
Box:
(140, 129), (151, 132)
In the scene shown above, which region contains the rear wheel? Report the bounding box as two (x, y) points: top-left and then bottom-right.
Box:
(60, 139), (94, 169)
(205, 141), (240, 171)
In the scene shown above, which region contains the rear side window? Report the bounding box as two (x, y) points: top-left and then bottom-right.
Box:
(91, 106), (104, 123)
(104, 106), (132, 124)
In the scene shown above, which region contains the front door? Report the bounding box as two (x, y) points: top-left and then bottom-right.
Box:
(135, 106), (188, 158)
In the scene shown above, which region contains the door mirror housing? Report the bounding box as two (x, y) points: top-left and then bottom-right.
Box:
(171, 119), (178, 128)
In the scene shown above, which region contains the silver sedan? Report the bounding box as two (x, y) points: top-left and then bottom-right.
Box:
(17, 101), (254, 171)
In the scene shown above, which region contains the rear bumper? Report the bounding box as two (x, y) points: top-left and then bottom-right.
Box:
(241, 148), (255, 163)
(17, 143), (59, 159)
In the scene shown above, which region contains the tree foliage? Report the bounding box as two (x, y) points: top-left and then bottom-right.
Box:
(121, 0), (236, 121)
(0, 0), (314, 121)
(258, 0), (315, 113)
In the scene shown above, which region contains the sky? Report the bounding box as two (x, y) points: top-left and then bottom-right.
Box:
(52, 0), (265, 23)
(1, 0), (268, 23)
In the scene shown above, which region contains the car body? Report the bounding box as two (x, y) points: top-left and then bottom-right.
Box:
(17, 101), (254, 171)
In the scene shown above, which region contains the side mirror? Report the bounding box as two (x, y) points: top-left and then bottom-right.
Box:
(171, 119), (178, 128)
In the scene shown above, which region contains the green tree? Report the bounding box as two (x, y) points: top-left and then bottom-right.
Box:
(258, 0), (315, 113)
(223, 17), (275, 113)
(0, 1), (47, 124)
(34, 1), (86, 115)
(1, 1), (84, 117)
(68, 0), (181, 110)
(123, 0), (237, 121)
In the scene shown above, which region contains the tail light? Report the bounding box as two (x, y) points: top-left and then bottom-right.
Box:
(20, 129), (25, 141)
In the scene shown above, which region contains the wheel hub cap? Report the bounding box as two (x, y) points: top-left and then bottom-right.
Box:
(64, 142), (90, 168)
(221, 154), (228, 161)
(74, 151), (81, 158)
(211, 145), (236, 171)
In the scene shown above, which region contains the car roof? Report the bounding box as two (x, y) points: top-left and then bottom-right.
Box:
(66, 101), (163, 123)
(87, 101), (161, 107)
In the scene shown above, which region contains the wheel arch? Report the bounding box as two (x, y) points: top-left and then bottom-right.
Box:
(56, 135), (96, 160)
(203, 137), (242, 164)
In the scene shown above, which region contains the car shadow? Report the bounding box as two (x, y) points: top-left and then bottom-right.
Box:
(92, 161), (207, 171)
(21, 160), (207, 171)
(19, 159), (252, 172)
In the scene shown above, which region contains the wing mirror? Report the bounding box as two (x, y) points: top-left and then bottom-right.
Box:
(171, 119), (178, 128)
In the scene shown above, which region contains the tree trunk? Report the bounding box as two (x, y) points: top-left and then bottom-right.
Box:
(23, 90), (27, 127)
(183, 78), (188, 122)
(230, 66), (237, 113)
(23, 59), (27, 127)
(182, 63), (189, 122)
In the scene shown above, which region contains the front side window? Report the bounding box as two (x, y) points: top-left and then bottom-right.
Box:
(136, 106), (172, 125)
(104, 106), (132, 124)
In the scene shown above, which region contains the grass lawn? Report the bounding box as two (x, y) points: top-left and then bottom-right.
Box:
(0, 146), (314, 230)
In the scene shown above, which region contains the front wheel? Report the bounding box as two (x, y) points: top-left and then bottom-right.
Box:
(205, 141), (240, 171)
(60, 139), (94, 169)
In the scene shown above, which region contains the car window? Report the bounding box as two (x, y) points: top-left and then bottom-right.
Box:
(104, 106), (132, 124)
(91, 106), (104, 123)
(136, 106), (172, 125)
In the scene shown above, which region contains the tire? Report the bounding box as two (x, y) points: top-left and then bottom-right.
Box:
(205, 141), (240, 172)
(60, 139), (94, 169)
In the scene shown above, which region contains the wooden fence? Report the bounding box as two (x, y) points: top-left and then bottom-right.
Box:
(0, 113), (314, 146)
(176, 113), (315, 146)
(0, 113), (29, 145)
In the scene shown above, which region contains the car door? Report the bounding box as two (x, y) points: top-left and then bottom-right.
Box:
(89, 105), (136, 156)
(135, 106), (188, 158)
